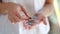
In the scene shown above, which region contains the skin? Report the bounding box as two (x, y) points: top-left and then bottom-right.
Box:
(0, 0), (53, 29)
(0, 2), (30, 23)
(23, 0), (53, 29)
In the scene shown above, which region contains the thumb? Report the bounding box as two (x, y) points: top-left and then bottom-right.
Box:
(41, 17), (47, 25)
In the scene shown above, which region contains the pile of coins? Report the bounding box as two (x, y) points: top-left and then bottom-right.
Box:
(26, 14), (40, 26)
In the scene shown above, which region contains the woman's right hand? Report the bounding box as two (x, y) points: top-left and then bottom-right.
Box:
(5, 2), (30, 24)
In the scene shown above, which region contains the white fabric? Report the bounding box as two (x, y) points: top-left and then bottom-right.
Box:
(34, 0), (45, 12)
(2, 0), (45, 13)
(0, 0), (50, 34)
(0, 15), (50, 34)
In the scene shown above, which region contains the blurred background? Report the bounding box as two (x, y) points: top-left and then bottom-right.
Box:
(48, 0), (60, 34)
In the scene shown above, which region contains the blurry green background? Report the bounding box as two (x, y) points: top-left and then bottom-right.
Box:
(48, 0), (60, 34)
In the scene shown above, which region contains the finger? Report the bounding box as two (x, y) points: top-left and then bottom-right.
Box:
(28, 26), (32, 30)
(17, 11), (29, 20)
(15, 8), (22, 19)
(42, 18), (47, 25)
(28, 25), (38, 30)
(20, 5), (30, 17)
(23, 22), (28, 29)
(16, 8), (29, 20)
(24, 23), (33, 30)
(26, 25), (36, 30)
(8, 15), (16, 24)
(23, 22), (33, 29)
(12, 15), (21, 23)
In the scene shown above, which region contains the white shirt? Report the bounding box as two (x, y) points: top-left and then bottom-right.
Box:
(0, 0), (50, 34)
(2, 0), (45, 13)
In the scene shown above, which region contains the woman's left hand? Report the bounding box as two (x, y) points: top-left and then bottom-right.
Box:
(23, 19), (40, 30)
(23, 14), (47, 30)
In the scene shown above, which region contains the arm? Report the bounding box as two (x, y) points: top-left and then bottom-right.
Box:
(0, 3), (8, 14)
(0, 0), (8, 14)
(38, 0), (54, 17)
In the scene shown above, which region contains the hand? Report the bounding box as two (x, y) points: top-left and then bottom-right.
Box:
(23, 14), (47, 30)
(5, 2), (30, 24)
(23, 19), (40, 30)
(38, 14), (47, 25)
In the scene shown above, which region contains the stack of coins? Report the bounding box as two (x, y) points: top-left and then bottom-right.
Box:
(26, 14), (40, 26)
